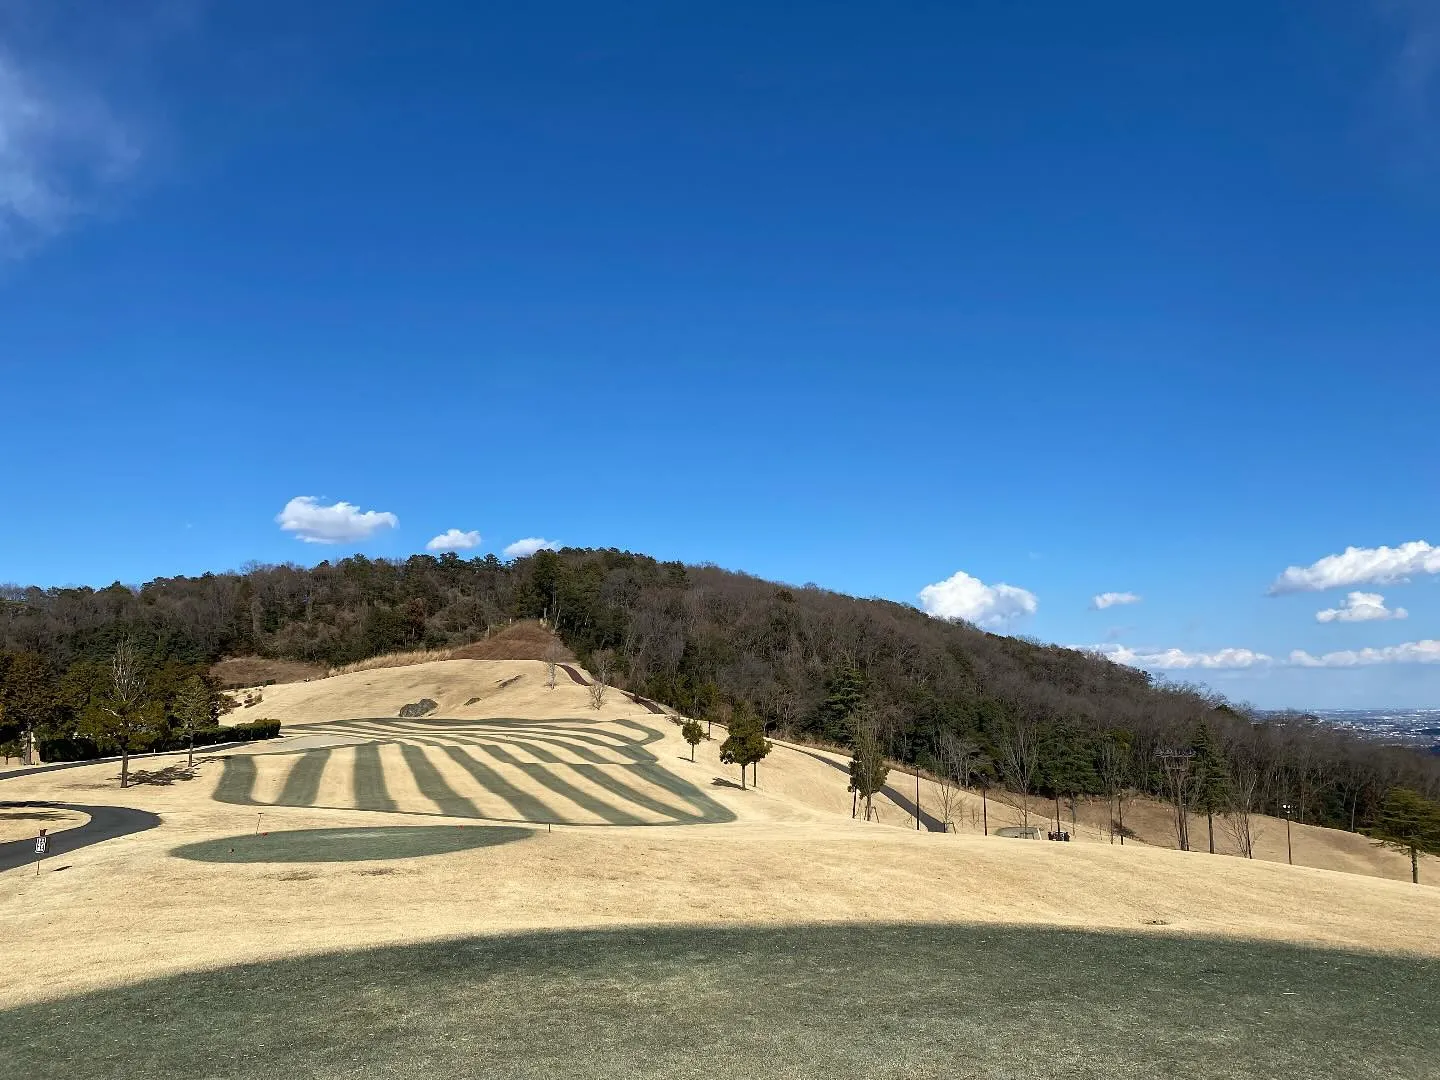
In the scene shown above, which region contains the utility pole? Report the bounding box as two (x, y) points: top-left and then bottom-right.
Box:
(1281, 802), (1294, 865)
(916, 765), (921, 831)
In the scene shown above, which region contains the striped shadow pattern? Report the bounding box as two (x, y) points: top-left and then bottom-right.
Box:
(212, 717), (735, 827)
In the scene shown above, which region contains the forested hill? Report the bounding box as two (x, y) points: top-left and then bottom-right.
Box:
(3, 548), (1437, 832)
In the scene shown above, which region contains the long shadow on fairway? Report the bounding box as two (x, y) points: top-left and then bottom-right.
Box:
(6, 923), (1438, 1080)
(171, 825), (531, 863)
(210, 718), (737, 826)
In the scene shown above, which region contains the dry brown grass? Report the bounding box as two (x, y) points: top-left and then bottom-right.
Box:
(209, 657), (326, 689)
(448, 620), (572, 662)
(325, 648), (458, 677)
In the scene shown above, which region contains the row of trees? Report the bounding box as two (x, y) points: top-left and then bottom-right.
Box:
(4, 547), (1437, 837)
(0, 642), (233, 784)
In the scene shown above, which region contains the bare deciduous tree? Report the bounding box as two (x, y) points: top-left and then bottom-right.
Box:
(995, 708), (1040, 826)
(587, 650), (613, 710)
(89, 638), (154, 788)
(545, 639), (563, 691)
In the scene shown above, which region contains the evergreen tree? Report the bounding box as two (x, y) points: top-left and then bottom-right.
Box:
(719, 704), (771, 789)
(814, 665), (864, 744)
(848, 710), (889, 821)
(681, 718), (705, 762)
(1367, 788), (1440, 884)
(1191, 722), (1231, 854)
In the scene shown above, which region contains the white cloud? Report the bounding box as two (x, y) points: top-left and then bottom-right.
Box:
(0, 45), (139, 257)
(1091, 591), (1141, 610)
(1289, 640), (1440, 668)
(919, 570), (1038, 630)
(1269, 540), (1440, 594)
(503, 537), (559, 558)
(1314, 591), (1408, 624)
(426, 529), (481, 552)
(1095, 644), (1274, 671)
(275, 496), (398, 544)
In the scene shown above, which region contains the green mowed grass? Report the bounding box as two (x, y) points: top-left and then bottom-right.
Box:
(7, 923), (1437, 1079)
(170, 825), (533, 863)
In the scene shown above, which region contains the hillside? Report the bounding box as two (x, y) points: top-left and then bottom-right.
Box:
(4, 549), (1439, 850)
(2, 656), (1437, 1017)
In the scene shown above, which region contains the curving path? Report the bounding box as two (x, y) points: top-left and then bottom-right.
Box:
(0, 802), (161, 873)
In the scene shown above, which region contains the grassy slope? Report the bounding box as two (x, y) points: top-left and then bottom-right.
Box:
(6, 923), (1437, 1080)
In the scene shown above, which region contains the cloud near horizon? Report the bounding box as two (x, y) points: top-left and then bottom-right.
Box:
(1269, 540), (1440, 593)
(276, 496), (399, 544)
(1315, 591), (1408, 623)
(1290, 640), (1440, 668)
(426, 528), (481, 552)
(919, 570), (1038, 630)
(1094, 643), (1274, 671)
(503, 537), (559, 558)
(1091, 591), (1141, 610)
(1098, 637), (1440, 672)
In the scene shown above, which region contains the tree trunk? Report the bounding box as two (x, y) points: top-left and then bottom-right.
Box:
(1207, 812), (1215, 854)
(1118, 801), (1125, 846)
(120, 746), (130, 789)
(982, 791), (988, 835)
(1413, 844), (1420, 885)
(1349, 790), (1358, 833)
(23, 725), (33, 766)
(188, 733), (196, 771)
(690, 744), (695, 762)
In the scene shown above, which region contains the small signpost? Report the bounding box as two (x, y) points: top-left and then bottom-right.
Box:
(34, 829), (48, 876)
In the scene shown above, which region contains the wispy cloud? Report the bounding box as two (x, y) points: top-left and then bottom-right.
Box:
(1269, 540), (1440, 593)
(1315, 591), (1408, 623)
(1094, 643), (1274, 671)
(1290, 640), (1440, 668)
(276, 496), (398, 544)
(504, 537), (559, 558)
(1091, 591), (1141, 610)
(919, 570), (1038, 630)
(426, 528), (481, 552)
(0, 38), (139, 257)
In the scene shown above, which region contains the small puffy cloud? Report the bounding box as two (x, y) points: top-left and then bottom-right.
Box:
(1289, 640), (1440, 668)
(276, 496), (398, 544)
(426, 529), (482, 552)
(1091, 591), (1141, 610)
(504, 537), (559, 558)
(1269, 541), (1440, 594)
(1314, 591), (1408, 624)
(1096, 644), (1274, 671)
(919, 570), (1038, 630)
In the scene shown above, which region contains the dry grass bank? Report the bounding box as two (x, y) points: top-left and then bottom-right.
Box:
(4, 658), (1436, 1014)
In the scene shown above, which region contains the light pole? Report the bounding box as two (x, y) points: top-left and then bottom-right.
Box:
(1281, 802), (1294, 865)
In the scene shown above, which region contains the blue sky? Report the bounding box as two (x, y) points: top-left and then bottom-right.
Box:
(1, 1), (1437, 708)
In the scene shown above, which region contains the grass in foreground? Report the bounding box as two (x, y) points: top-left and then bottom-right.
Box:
(5, 922), (1436, 1079)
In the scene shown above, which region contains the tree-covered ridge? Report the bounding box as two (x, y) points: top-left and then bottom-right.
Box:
(2, 547), (1437, 837)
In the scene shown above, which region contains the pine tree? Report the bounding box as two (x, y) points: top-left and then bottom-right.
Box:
(1191, 722), (1231, 854)
(848, 710), (889, 820)
(719, 703), (771, 788)
(1367, 788), (1440, 884)
(814, 665), (864, 744)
